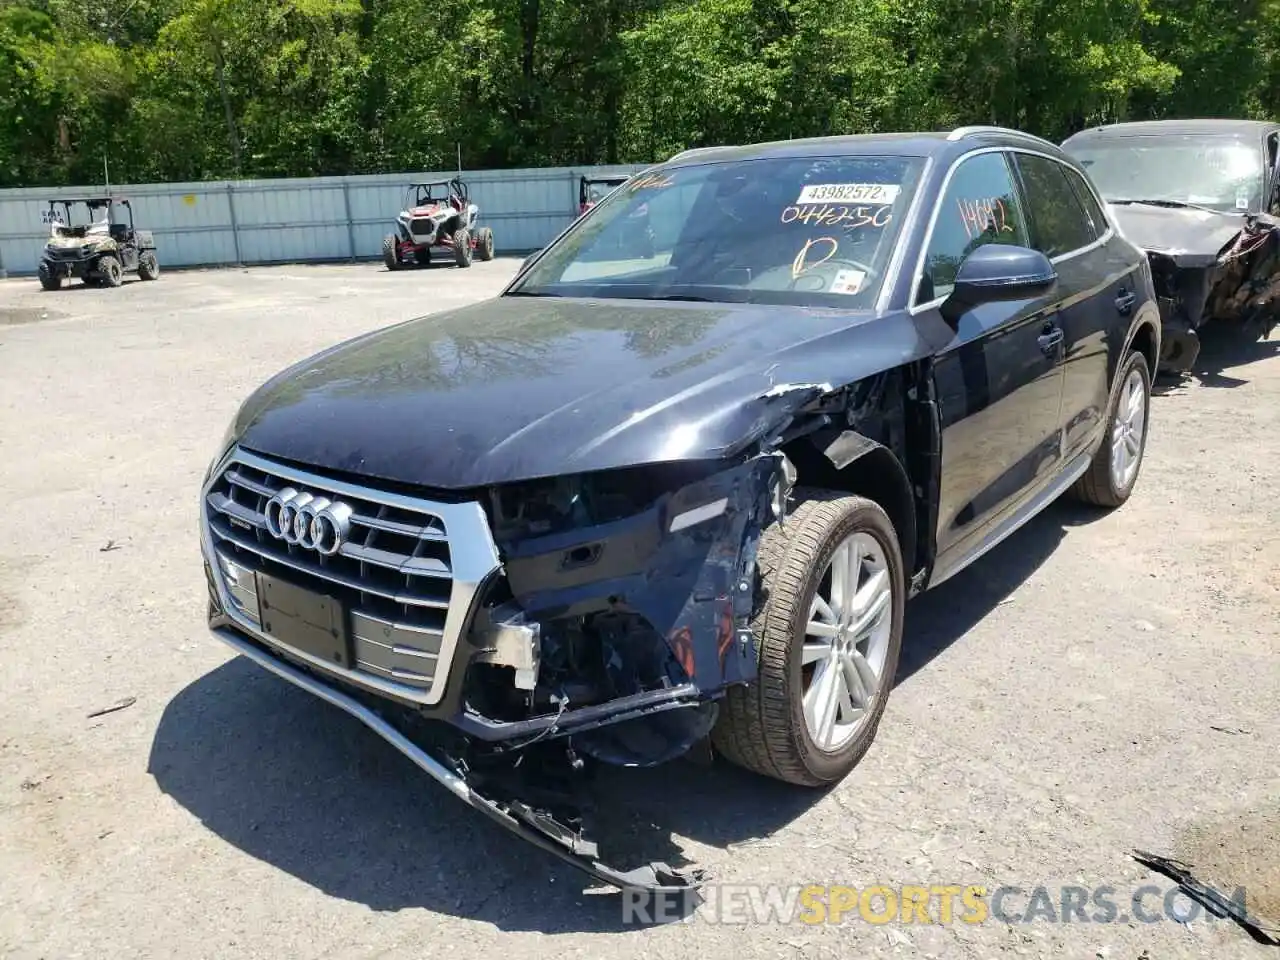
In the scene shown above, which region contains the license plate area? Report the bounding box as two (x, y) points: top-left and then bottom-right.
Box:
(255, 572), (351, 669)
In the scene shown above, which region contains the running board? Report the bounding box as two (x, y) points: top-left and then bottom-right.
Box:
(928, 450), (1093, 588)
(210, 626), (706, 894)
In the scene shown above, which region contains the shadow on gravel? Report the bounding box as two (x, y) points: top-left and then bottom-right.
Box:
(150, 498), (1105, 931)
(148, 658), (817, 933)
(1154, 324), (1280, 395)
(897, 498), (1104, 684)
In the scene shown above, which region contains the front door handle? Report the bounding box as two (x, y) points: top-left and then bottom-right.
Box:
(1115, 288), (1137, 315)
(1038, 326), (1064, 355)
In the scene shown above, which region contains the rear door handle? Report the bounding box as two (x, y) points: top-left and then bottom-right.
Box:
(1115, 289), (1136, 315)
(1038, 324), (1064, 355)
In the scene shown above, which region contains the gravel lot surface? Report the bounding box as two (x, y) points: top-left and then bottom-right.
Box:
(0, 262), (1276, 959)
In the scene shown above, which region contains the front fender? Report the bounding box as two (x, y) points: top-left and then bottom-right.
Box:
(1121, 298), (1163, 376)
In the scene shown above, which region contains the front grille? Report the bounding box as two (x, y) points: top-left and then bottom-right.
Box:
(202, 447), (500, 705)
(47, 248), (85, 261)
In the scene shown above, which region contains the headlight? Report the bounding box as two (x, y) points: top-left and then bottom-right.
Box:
(203, 416), (240, 484)
(486, 462), (727, 542)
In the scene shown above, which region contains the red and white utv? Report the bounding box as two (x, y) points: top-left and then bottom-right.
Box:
(383, 178), (495, 270)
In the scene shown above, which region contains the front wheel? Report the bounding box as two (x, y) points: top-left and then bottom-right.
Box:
(37, 263), (61, 291)
(98, 255), (123, 288)
(1070, 348), (1151, 507)
(453, 228), (473, 267)
(711, 491), (905, 787)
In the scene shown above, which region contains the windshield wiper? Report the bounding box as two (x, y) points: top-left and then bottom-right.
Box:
(1108, 198), (1241, 216)
(504, 289), (560, 297)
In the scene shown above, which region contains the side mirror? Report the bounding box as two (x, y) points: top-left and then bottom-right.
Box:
(940, 244), (1057, 326)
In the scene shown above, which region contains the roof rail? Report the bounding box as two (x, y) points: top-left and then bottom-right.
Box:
(667, 144), (736, 163)
(946, 125), (1058, 148)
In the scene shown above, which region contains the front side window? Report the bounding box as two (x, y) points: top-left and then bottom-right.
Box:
(1015, 154), (1097, 257)
(918, 151), (1028, 304)
(1066, 134), (1264, 213)
(509, 155), (927, 308)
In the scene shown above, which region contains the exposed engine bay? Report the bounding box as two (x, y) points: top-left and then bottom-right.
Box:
(1147, 212), (1280, 371)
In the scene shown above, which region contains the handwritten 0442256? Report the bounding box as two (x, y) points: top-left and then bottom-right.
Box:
(780, 204), (892, 229)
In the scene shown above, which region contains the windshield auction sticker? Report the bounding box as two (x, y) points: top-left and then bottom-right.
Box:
(830, 268), (866, 295)
(796, 183), (900, 205)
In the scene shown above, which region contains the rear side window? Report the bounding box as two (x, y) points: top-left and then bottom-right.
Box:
(1015, 154), (1099, 257)
(1061, 166), (1109, 238)
(918, 151), (1028, 303)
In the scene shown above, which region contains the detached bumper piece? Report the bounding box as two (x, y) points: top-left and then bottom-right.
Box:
(211, 625), (707, 893)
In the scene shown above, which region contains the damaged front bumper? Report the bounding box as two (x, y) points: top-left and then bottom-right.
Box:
(1146, 213), (1280, 371)
(200, 445), (800, 891)
(210, 624), (706, 892)
(39, 253), (96, 280)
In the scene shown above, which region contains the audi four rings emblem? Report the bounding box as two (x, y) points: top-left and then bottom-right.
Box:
(264, 487), (354, 556)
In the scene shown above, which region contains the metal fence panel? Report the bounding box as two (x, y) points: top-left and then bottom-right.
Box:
(0, 163), (650, 276)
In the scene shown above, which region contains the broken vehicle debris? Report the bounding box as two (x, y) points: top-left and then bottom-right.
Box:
(1063, 119), (1280, 371)
(1132, 849), (1280, 945)
(201, 126), (1161, 891)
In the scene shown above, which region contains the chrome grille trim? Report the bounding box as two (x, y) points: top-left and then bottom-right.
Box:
(350, 512), (448, 540)
(200, 446), (501, 706)
(225, 469), (275, 498)
(207, 521), (452, 610)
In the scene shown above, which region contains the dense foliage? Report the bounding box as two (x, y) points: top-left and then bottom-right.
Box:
(2, 0), (1279, 187)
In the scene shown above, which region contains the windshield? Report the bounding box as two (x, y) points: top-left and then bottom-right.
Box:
(48, 203), (110, 237)
(512, 155), (926, 308)
(1066, 134), (1264, 213)
(408, 183), (453, 206)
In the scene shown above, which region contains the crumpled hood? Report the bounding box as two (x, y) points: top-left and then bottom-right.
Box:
(231, 296), (937, 489)
(1108, 203), (1246, 267)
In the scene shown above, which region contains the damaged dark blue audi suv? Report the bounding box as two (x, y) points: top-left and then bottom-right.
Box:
(200, 125), (1161, 892)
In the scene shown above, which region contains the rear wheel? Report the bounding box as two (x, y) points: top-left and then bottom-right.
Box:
(98, 255), (123, 288)
(37, 263), (61, 291)
(453, 228), (473, 267)
(138, 251), (160, 281)
(1070, 348), (1151, 507)
(711, 491), (905, 787)
(382, 235), (401, 271)
(476, 227), (495, 261)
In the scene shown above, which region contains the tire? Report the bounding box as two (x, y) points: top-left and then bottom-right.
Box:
(138, 251), (160, 281)
(1070, 348), (1151, 508)
(382, 235), (401, 271)
(476, 226), (495, 261)
(37, 264), (61, 291)
(98, 255), (123, 288)
(453, 228), (473, 267)
(711, 490), (905, 787)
